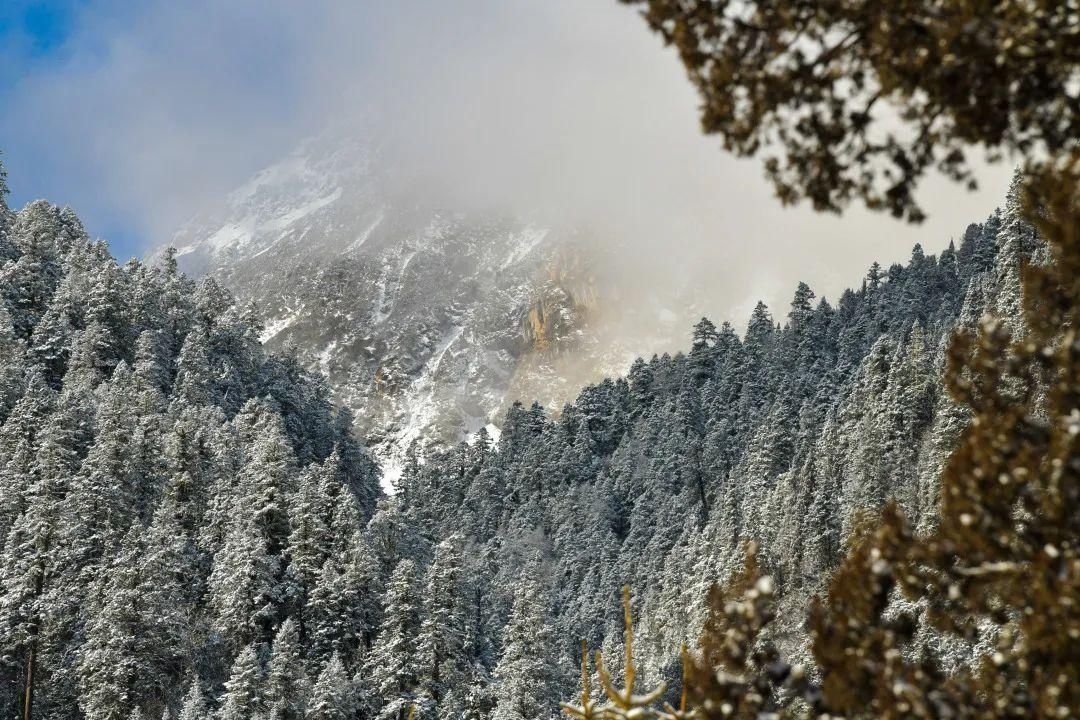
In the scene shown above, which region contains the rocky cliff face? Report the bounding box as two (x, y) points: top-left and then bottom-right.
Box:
(164, 134), (686, 486)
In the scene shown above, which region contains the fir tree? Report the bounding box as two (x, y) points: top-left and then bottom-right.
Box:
(491, 558), (557, 720)
(177, 681), (209, 720)
(305, 653), (353, 720)
(218, 644), (264, 720)
(265, 618), (308, 720)
(367, 558), (423, 720)
(417, 536), (471, 715)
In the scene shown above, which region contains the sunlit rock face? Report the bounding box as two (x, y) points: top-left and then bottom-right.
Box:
(164, 132), (696, 488)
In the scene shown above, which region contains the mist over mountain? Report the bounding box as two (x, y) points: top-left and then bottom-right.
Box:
(163, 131), (717, 484)
(160, 126), (1022, 488)
(0, 157), (1040, 717)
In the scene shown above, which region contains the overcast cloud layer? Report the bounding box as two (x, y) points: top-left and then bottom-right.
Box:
(1, 0), (1015, 323)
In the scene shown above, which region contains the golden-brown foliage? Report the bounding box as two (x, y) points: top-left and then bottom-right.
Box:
(619, 0), (1079, 223)
(570, 5), (1080, 718)
(684, 543), (790, 720)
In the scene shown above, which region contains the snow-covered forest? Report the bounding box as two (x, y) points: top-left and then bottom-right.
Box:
(0, 154), (1045, 719)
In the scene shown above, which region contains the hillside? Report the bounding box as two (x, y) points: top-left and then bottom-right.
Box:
(0, 164), (1039, 717)
(385, 175), (1042, 694)
(164, 134), (703, 485)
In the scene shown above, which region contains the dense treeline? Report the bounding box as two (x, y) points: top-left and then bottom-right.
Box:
(388, 176), (1041, 712)
(561, 167), (1080, 720)
(0, 162), (1039, 719)
(610, 3), (1078, 715)
(0, 179), (381, 718)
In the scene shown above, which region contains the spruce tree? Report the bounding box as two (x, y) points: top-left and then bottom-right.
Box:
(367, 558), (423, 720)
(304, 560), (350, 668)
(305, 653), (353, 720)
(0, 201), (65, 339)
(208, 511), (286, 651)
(0, 306), (26, 422)
(209, 401), (298, 648)
(177, 680), (209, 720)
(265, 618), (308, 720)
(77, 527), (147, 720)
(491, 558), (557, 720)
(417, 536), (471, 716)
(218, 644), (264, 720)
(287, 462), (334, 597)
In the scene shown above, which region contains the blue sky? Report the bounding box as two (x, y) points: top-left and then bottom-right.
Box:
(0, 0), (314, 259)
(0, 1), (1014, 316)
(0, 1), (145, 254)
(0, 1), (76, 58)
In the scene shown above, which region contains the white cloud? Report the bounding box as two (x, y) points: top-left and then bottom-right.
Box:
(0, 0), (1015, 322)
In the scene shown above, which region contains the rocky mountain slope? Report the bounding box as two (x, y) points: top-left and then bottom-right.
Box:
(1, 153), (1044, 720)
(165, 134), (694, 483)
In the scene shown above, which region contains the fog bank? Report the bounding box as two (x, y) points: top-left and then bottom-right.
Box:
(0, 0), (1015, 326)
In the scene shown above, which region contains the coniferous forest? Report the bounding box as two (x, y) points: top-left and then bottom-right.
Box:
(2, 1), (1079, 719)
(0, 152), (1063, 720)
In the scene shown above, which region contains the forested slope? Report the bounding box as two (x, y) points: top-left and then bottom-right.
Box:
(0, 187), (381, 718)
(383, 176), (1042, 711)
(0, 166), (1039, 719)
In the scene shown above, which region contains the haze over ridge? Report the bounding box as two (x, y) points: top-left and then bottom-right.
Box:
(2, 0), (1014, 324)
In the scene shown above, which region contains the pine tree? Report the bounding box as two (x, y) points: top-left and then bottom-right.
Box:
(133, 329), (171, 401)
(208, 511), (286, 651)
(177, 680), (209, 720)
(306, 653), (353, 720)
(0, 201), (65, 339)
(237, 401), (297, 554)
(77, 527), (148, 720)
(0, 306), (26, 422)
(265, 618), (308, 720)
(209, 401), (298, 648)
(0, 389), (84, 718)
(173, 327), (215, 407)
(491, 558), (557, 720)
(339, 532), (382, 656)
(367, 558), (423, 720)
(0, 370), (56, 541)
(991, 171), (1041, 335)
(417, 536), (471, 716)
(137, 496), (202, 700)
(218, 644), (264, 720)
(59, 364), (142, 575)
(304, 560), (351, 668)
(287, 462), (334, 597)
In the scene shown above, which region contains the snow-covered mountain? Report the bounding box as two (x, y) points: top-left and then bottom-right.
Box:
(164, 133), (694, 484)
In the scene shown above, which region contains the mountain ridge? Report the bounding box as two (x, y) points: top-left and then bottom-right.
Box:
(163, 133), (698, 485)
(0, 159), (1038, 717)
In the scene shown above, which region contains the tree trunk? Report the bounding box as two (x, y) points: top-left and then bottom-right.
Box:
(23, 559), (45, 720)
(22, 640), (34, 720)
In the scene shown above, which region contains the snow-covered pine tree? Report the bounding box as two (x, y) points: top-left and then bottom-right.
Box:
(218, 644), (264, 720)
(177, 681), (209, 720)
(264, 618), (308, 720)
(491, 557), (558, 720)
(417, 536), (472, 718)
(305, 653), (353, 720)
(367, 558), (423, 720)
